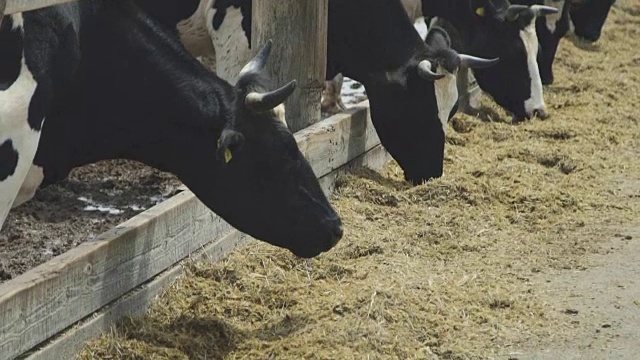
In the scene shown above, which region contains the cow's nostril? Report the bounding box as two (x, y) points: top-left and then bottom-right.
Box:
(533, 108), (548, 120)
(333, 224), (344, 242)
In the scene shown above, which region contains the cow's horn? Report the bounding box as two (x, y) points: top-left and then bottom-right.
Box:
(459, 54), (500, 69)
(417, 60), (445, 81)
(505, 4), (530, 21)
(530, 5), (559, 17)
(239, 39), (273, 77)
(245, 80), (297, 113)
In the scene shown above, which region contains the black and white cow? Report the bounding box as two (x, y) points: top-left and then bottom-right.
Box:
(422, 0), (559, 120)
(570, 0), (615, 42)
(0, 4), (81, 231)
(4, 0), (344, 259)
(137, 0), (499, 185)
(509, 0), (614, 85)
(510, 0), (571, 85)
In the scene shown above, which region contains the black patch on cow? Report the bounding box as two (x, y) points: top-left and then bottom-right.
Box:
(570, 0), (615, 42)
(0, 139), (19, 181)
(0, 17), (24, 91)
(23, 15), (81, 131)
(212, 0), (252, 47)
(134, 0), (200, 32)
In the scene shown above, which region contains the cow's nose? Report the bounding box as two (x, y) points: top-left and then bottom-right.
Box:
(332, 224), (344, 244)
(541, 75), (554, 85)
(532, 108), (548, 120)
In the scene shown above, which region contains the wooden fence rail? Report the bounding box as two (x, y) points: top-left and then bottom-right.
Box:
(3, 0), (76, 15)
(0, 101), (389, 360)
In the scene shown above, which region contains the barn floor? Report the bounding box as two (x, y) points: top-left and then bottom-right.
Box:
(4, 0), (638, 358)
(75, 1), (640, 358)
(0, 160), (182, 283)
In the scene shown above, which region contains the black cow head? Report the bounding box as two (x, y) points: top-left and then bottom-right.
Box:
(180, 41), (343, 258)
(570, 0), (615, 42)
(327, 0), (499, 185)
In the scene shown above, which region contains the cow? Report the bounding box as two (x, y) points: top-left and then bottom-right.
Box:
(0, 4), (81, 233)
(134, 0), (499, 185)
(421, 0), (560, 121)
(570, 0), (616, 42)
(507, 0), (613, 85)
(3, 0), (344, 259)
(323, 0), (559, 121)
(321, 0), (426, 115)
(499, 0), (570, 85)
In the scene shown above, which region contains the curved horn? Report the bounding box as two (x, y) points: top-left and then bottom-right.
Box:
(505, 4), (529, 21)
(417, 60), (445, 81)
(245, 80), (297, 113)
(530, 5), (559, 17)
(459, 54), (500, 69)
(238, 39), (273, 77)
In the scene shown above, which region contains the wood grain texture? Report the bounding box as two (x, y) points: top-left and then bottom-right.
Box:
(20, 230), (251, 360)
(0, 102), (384, 360)
(21, 144), (391, 360)
(252, 0), (329, 132)
(5, 0), (75, 14)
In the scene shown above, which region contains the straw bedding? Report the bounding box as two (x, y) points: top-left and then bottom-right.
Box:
(78, 1), (640, 358)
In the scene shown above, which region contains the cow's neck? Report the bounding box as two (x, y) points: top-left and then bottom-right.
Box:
(327, 0), (428, 83)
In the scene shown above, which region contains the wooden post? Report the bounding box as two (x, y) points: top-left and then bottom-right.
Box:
(252, 0), (328, 133)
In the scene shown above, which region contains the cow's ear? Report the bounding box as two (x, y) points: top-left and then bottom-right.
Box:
(425, 26), (451, 49)
(216, 128), (245, 165)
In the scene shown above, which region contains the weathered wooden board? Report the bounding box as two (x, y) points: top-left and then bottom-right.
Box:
(0, 101), (384, 360)
(19, 230), (251, 360)
(4, 0), (76, 15)
(21, 143), (390, 360)
(252, 0), (329, 132)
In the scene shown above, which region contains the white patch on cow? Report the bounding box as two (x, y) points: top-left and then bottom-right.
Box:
(415, 17), (428, 40)
(12, 165), (44, 208)
(433, 66), (458, 133)
(545, 0), (566, 33)
(273, 103), (286, 125)
(176, 0), (215, 58)
(206, 4), (252, 84)
(10, 14), (24, 29)
(0, 15), (41, 231)
(520, 20), (546, 117)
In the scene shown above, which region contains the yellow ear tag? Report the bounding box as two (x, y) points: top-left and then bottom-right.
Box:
(217, 138), (233, 163)
(224, 148), (233, 163)
(475, 7), (485, 16)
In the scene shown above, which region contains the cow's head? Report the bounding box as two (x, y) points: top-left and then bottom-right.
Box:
(536, 0), (570, 84)
(510, 0), (570, 85)
(570, 0), (615, 42)
(458, 0), (558, 120)
(327, 0), (498, 185)
(180, 41), (343, 258)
